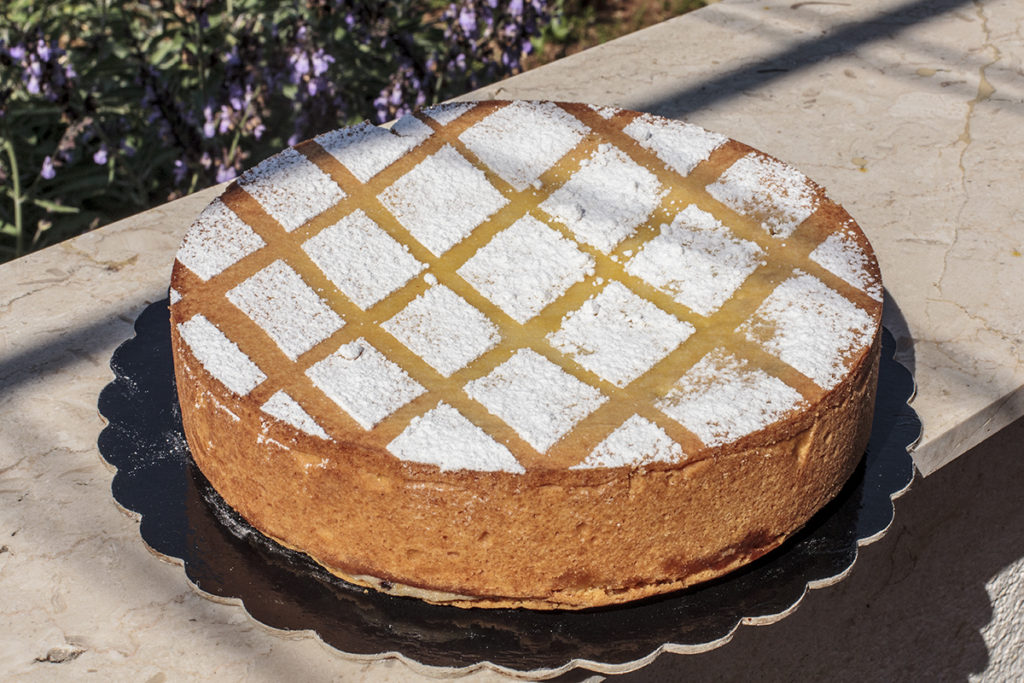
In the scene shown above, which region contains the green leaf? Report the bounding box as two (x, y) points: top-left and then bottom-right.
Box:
(31, 198), (81, 214)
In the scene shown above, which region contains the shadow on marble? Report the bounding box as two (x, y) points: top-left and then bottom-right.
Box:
(0, 299), (153, 393)
(596, 415), (1024, 682)
(882, 289), (915, 377)
(632, 0), (979, 121)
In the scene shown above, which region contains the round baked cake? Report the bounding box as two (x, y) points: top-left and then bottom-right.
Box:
(169, 100), (883, 610)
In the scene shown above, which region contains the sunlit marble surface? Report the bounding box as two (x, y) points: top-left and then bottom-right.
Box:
(2, 0), (1022, 679)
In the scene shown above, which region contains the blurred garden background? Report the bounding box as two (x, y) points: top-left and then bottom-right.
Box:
(0, 0), (706, 263)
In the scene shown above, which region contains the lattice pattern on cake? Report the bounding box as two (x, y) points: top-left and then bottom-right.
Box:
(171, 101), (881, 474)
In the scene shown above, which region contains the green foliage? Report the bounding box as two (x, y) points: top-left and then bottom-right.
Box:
(0, 0), (550, 262)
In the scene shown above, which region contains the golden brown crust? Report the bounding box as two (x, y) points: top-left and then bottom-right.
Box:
(169, 101), (883, 609)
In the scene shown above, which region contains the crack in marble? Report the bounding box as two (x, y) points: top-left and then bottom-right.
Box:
(0, 283), (68, 314)
(940, 0), (1000, 290)
(62, 240), (142, 274)
(0, 454), (30, 476)
(927, 296), (1024, 357)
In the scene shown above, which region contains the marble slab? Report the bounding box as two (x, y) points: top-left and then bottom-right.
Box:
(2, 0), (1022, 679)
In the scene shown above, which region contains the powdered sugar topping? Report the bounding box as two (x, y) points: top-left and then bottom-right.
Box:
(588, 103), (621, 119)
(378, 144), (509, 256)
(177, 100), (879, 474)
(657, 349), (805, 446)
(306, 338), (425, 429)
(459, 101), (589, 190)
(548, 282), (694, 387)
(238, 147), (345, 232)
(624, 113), (726, 177)
(303, 209), (424, 310)
(465, 348), (606, 453)
(572, 415), (684, 469)
(177, 198), (265, 280)
(707, 152), (816, 238)
(810, 228), (883, 301)
(388, 402), (524, 473)
(383, 284), (500, 377)
(541, 143), (664, 252)
(626, 204), (764, 316)
(315, 118), (432, 183)
(458, 214), (594, 323)
(177, 314), (266, 395)
(261, 390), (329, 439)
(422, 102), (474, 126)
(225, 260), (344, 361)
(739, 272), (877, 390)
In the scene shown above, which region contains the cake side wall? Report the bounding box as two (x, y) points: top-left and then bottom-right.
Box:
(171, 312), (880, 609)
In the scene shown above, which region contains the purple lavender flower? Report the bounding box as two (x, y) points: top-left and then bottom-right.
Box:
(93, 146), (108, 165)
(41, 156), (55, 179)
(311, 51), (334, 78)
(291, 52), (310, 77)
(229, 83), (245, 111)
(215, 164), (236, 183)
(8, 45), (26, 61)
(458, 7), (477, 35)
(218, 105), (233, 134)
(173, 160), (187, 184)
(202, 105), (216, 138)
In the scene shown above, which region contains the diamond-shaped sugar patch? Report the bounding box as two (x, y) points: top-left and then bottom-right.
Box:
(810, 229), (883, 301)
(383, 284), (500, 377)
(261, 390), (329, 439)
(303, 209), (424, 310)
(548, 282), (694, 387)
(459, 101), (589, 191)
(465, 349), (606, 453)
(707, 152), (816, 239)
(739, 273), (876, 390)
(457, 214), (594, 323)
(623, 113), (726, 177)
(237, 147), (345, 232)
(657, 349), (805, 447)
(588, 103), (621, 119)
(306, 339), (425, 429)
(388, 403), (524, 473)
(422, 102), (475, 126)
(314, 118), (432, 183)
(540, 143), (664, 252)
(226, 260), (344, 361)
(625, 204), (763, 316)
(571, 415), (684, 469)
(378, 144), (508, 256)
(177, 198), (265, 281)
(177, 314), (266, 395)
